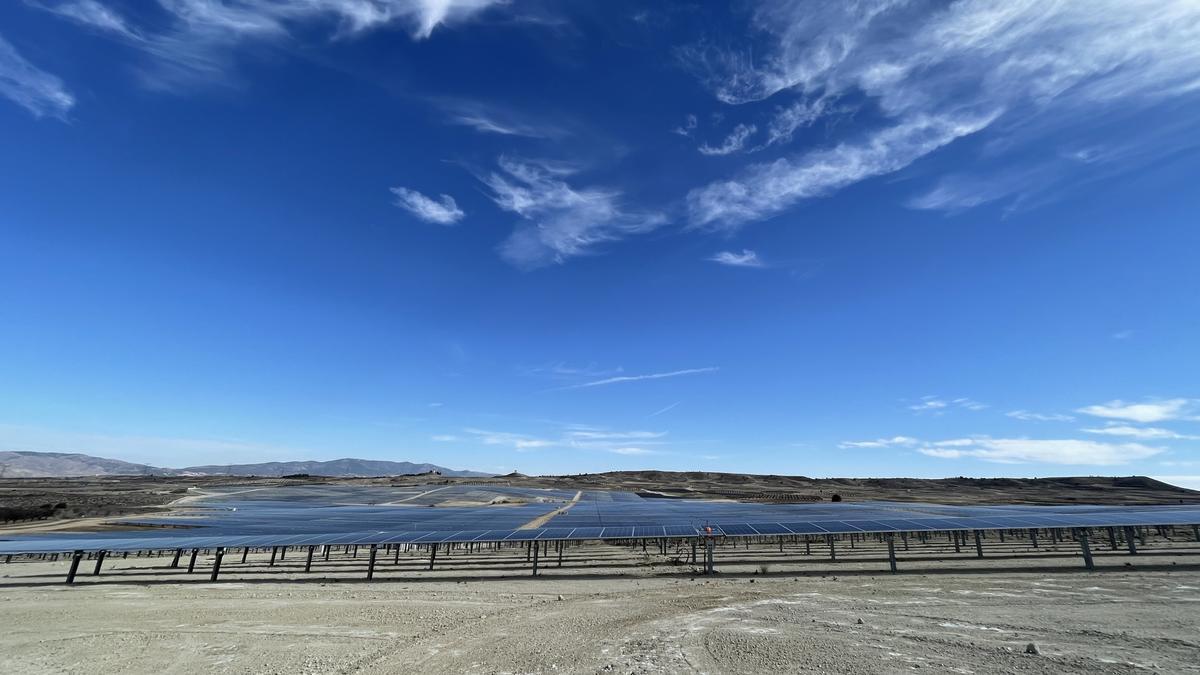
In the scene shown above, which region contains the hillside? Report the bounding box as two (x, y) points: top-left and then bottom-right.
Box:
(0, 451), (170, 478)
(179, 459), (490, 478)
(0, 451), (489, 478)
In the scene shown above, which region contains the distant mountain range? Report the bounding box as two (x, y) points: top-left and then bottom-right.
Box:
(0, 451), (491, 478)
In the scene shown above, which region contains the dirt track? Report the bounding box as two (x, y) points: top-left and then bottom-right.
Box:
(3, 543), (1199, 673)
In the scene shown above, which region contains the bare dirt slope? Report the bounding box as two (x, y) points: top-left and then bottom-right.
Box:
(2, 544), (1199, 673)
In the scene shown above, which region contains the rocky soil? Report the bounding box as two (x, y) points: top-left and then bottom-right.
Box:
(3, 541), (1199, 673)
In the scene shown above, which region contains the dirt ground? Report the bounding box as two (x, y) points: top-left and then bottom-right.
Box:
(3, 541), (1199, 674)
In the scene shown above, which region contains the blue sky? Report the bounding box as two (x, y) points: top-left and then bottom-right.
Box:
(2, 1), (1200, 485)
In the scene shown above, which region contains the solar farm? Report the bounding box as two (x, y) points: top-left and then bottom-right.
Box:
(5, 484), (1200, 584)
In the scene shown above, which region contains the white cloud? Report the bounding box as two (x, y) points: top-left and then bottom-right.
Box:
(1076, 398), (1198, 423)
(564, 430), (666, 441)
(462, 428), (555, 451)
(34, 0), (141, 39)
(610, 447), (655, 456)
(0, 34), (74, 119)
(672, 113), (698, 137)
(1112, 329), (1134, 340)
(438, 100), (564, 138)
(483, 157), (667, 268)
(689, 112), (997, 229)
(699, 123), (756, 156)
(1007, 410), (1075, 422)
(390, 186), (465, 225)
(762, 97), (832, 147)
(909, 396), (948, 412)
(683, 0), (1200, 228)
(647, 401), (681, 418)
(462, 425), (668, 454)
(565, 367), (718, 389)
(34, 0), (507, 88)
(838, 436), (918, 449)
(519, 362), (623, 380)
(450, 113), (548, 137)
(1081, 425), (1200, 441)
(917, 437), (1163, 466)
(708, 249), (764, 268)
(952, 397), (988, 411)
(430, 434), (459, 442)
(909, 395), (987, 414)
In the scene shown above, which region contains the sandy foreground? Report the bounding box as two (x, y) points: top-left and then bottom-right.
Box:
(2, 542), (1199, 674)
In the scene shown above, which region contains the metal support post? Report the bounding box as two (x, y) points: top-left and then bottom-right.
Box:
(66, 550), (84, 584)
(210, 547), (224, 581)
(1124, 527), (1137, 554)
(1076, 529), (1094, 569)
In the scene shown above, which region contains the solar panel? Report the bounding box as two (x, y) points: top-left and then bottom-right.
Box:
(2, 494), (1199, 556)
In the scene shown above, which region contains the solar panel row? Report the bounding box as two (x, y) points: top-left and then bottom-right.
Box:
(4, 508), (1199, 555)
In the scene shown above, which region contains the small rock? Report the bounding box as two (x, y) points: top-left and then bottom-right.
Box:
(557, 594), (565, 601)
(856, 618), (864, 625)
(1025, 643), (1040, 655)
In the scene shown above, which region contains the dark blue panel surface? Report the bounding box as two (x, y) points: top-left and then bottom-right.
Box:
(3, 487), (1199, 555)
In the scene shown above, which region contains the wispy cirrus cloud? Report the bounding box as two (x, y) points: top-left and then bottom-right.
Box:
(610, 446), (655, 456)
(0, 34), (74, 119)
(1006, 410), (1075, 422)
(462, 425), (668, 456)
(518, 362), (624, 380)
(918, 437), (1163, 466)
(671, 113), (698, 137)
(32, 0), (508, 89)
(462, 427), (556, 451)
(698, 123), (756, 156)
(689, 112), (998, 229)
(483, 157), (667, 269)
(707, 249), (764, 268)
(1081, 424), (1200, 441)
(390, 186), (465, 225)
(909, 395), (987, 414)
(1076, 398), (1199, 423)
(31, 0), (141, 39)
(838, 436), (918, 449)
(564, 367), (718, 390)
(683, 0), (1200, 229)
(437, 99), (565, 139)
(647, 401), (681, 418)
